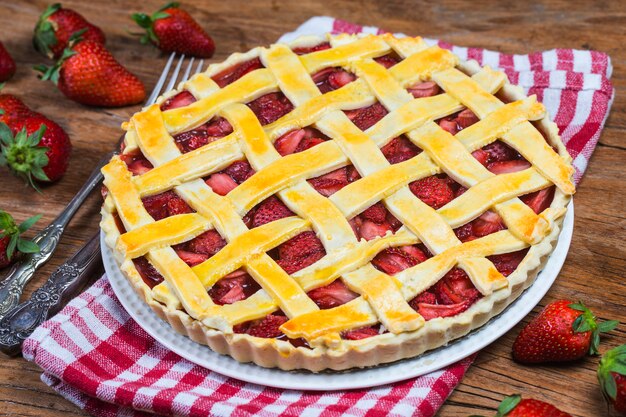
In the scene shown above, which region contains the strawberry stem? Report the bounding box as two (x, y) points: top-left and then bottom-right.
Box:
(33, 3), (62, 58)
(0, 210), (41, 260)
(0, 122), (50, 191)
(598, 344), (626, 403)
(495, 394), (522, 417)
(569, 301), (618, 355)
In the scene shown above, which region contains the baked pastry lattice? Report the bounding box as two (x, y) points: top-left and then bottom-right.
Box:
(101, 33), (574, 371)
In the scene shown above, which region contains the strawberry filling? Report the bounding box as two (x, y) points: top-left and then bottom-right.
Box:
(133, 256), (165, 288)
(120, 149), (153, 175)
(142, 190), (194, 221)
(273, 127), (330, 156)
(250, 195), (294, 228)
(172, 229), (227, 267)
(409, 268), (482, 320)
(234, 313), (288, 338)
(291, 42), (331, 55)
(343, 326), (382, 340)
(308, 166), (350, 197)
(437, 108), (479, 135)
(208, 271), (261, 305)
(381, 136), (421, 164)
(212, 57), (264, 88)
(173, 117), (233, 153)
(307, 280), (358, 309)
(275, 231), (326, 274)
(204, 159), (255, 196)
(487, 248), (529, 276)
(409, 174), (462, 209)
(372, 246), (428, 275)
(407, 81), (441, 98)
(345, 102), (388, 131)
(374, 53), (400, 69)
(520, 186), (555, 214)
(247, 92), (294, 125)
(160, 90), (196, 111)
(311, 67), (357, 93)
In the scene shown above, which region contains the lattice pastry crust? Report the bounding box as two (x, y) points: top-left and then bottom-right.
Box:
(101, 33), (574, 371)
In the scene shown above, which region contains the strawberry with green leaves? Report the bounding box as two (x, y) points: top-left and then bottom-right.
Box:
(132, 2), (215, 58)
(598, 344), (626, 415)
(512, 300), (618, 363)
(36, 36), (145, 107)
(0, 210), (41, 269)
(470, 394), (572, 417)
(0, 42), (16, 82)
(33, 3), (105, 59)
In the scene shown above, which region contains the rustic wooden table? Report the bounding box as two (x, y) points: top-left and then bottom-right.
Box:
(0, 1), (624, 416)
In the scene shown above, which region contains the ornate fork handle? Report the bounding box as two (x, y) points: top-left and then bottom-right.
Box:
(0, 149), (114, 317)
(0, 233), (101, 355)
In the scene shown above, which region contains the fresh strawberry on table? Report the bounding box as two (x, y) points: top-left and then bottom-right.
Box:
(598, 344), (626, 415)
(0, 210), (41, 269)
(132, 2), (215, 58)
(33, 3), (105, 59)
(0, 42), (16, 82)
(470, 394), (572, 417)
(512, 300), (618, 363)
(36, 37), (145, 107)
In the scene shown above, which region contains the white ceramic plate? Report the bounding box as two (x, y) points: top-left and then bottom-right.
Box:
(104, 202), (573, 391)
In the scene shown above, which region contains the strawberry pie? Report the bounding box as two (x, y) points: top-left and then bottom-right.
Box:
(101, 33), (574, 371)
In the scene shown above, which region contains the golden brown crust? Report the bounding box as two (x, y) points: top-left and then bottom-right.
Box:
(101, 34), (573, 372)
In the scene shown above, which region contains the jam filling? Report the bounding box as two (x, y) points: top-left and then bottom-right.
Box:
(374, 53), (401, 69)
(406, 80), (442, 99)
(212, 57), (264, 88)
(133, 256), (164, 288)
(345, 102), (388, 131)
(307, 166), (354, 197)
(160, 90), (196, 111)
(342, 325), (385, 340)
(409, 174), (464, 210)
(349, 202), (404, 241)
(307, 280), (358, 310)
(273, 127), (331, 156)
(233, 311), (310, 347)
(311, 67), (357, 93)
(487, 248), (530, 276)
(247, 92), (294, 125)
(173, 117), (233, 153)
(291, 42), (331, 55)
(371, 245), (429, 275)
(204, 159), (255, 196)
(142, 190), (195, 221)
(173, 229), (227, 267)
(120, 149), (153, 176)
(381, 136), (421, 164)
(208, 270), (261, 305)
(275, 230), (326, 275)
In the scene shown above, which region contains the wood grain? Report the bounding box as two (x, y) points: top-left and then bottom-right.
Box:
(0, 0), (624, 416)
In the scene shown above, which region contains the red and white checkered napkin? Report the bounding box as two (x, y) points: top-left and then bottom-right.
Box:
(23, 17), (613, 417)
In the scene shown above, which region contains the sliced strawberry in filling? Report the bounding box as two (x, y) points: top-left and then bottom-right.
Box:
(224, 160), (255, 183)
(361, 202), (387, 224)
(409, 175), (456, 209)
(308, 167), (349, 197)
(454, 210), (506, 243)
(212, 57), (264, 88)
(234, 313), (288, 338)
(209, 272), (261, 305)
(274, 127), (330, 156)
(357, 220), (393, 241)
(307, 280), (358, 309)
(291, 42), (331, 55)
(381, 136), (420, 164)
(487, 248), (529, 276)
(407, 81), (441, 98)
(520, 186), (555, 214)
(205, 173), (238, 196)
(133, 256), (164, 288)
(415, 301), (472, 321)
(343, 326), (380, 340)
(481, 140), (521, 164)
(251, 195), (294, 227)
(120, 150), (153, 175)
(185, 229), (227, 257)
(142, 190), (194, 221)
(247, 92), (294, 125)
(312, 67), (357, 93)
(437, 108), (479, 134)
(374, 54), (400, 69)
(345, 102), (388, 131)
(487, 159), (531, 175)
(160, 90), (196, 111)
(174, 250), (208, 266)
(372, 246), (426, 275)
(275, 231), (326, 274)
(173, 117), (233, 153)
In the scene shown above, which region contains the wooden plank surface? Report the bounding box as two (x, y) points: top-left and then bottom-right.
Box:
(0, 0), (624, 416)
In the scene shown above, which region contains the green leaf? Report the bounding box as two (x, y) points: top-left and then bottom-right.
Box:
(598, 320), (619, 333)
(0, 122), (12, 144)
(18, 214), (41, 233)
(604, 373), (618, 399)
(158, 2), (179, 12)
(6, 234), (18, 259)
(131, 13), (153, 29)
(31, 164), (50, 182)
(68, 28), (88, 44)
(496, 394), (521, 417)
(568, 302), (586, 312)
(17, 238), (39, 254)
(152, 11), (170, 20)
(0, 210), (14, 230)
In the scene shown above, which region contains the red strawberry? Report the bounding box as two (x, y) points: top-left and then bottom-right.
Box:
(456, 108), (479, 129)
(454, 222), (475, 242)
(208, 274), (258, 305)
(212, 58), (263, 88)
(471, 210), (505, 238)
(409, 290), (437, 307)
(598, 344), (626, 415)
(160, 90), (196, 110)
(0, 210), (41, 269)
(205, 173), (237, 195)
(252, 196), (294, 227)
(372, 247), (422, 275)
(277, 231), (324, 261)
(132, 2), (215, 58)
(482, 140), (520, 163)
(247, 92), (294, 125)
(434, 268), (480, 305)
(36, 39), (145, 107)
(307, 280), (358, 309)
(520, 186), (555, 214)
(512, 300), (618, 363)
(1, 113), (72, 188)
(487, 249), (528, 277)
(357, 220), (392, 241)
(343, 326), (379, 340)
(175, 249), (207, 266)
(345, 102), (388, 131)
(438, 117), (458, 134)
(33, 3), (106, 59)
(471, 149), (489, 166)
(0, 42), (16, 82)
(173, 128), (211, 153)
(224, 160), (254, 184)
(141, 190), (191, 220)
(361, 202), (387, 224)
(327, 69), (356, 90)
(133, 256), (164, 287)
(0, 92), (33, 127)
(409, 175), (455, 209)
(381, 136), (420, 164)
(277, 251), (324, 274)
(407, 81), (440, 98)
(291, 43), (331, 55)
(373, 55), (399, 69)
(238, 314), (288, 338)
(120, 150), (153, 175)
(487, 159), (531, 175)
(415, 301), (470, 321)
(308, 167), (349, 196)
(275, 129), (305, 156)
(186, 229), (226, 256)
(478, 394), (572, 417)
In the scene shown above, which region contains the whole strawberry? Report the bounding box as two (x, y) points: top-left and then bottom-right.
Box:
(132, 2), (215, 58)
(33, 3), (105, 59)
(0, 210), (41, 269)
(0, 90), (33, 127)
(598, 344), (626, 415)
(36, 38), (145, 107)
(0, 42), (16, 82)
(470, 394), (572, 417)
(512, 300), (618, 363)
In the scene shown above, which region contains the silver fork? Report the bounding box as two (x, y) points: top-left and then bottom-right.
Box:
(0, 53), (204, 355)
